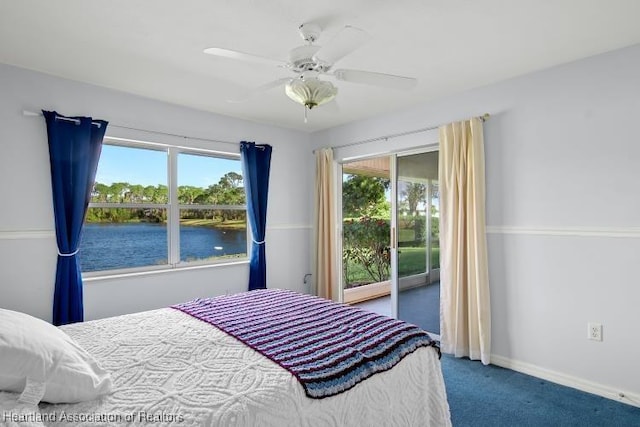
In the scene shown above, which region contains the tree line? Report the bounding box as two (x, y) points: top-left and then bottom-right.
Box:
(86, 172), (245, 224)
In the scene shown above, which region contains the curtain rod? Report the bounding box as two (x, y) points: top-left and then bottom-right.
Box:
(23, 110), (105, 128)
(22, 110), (239, 146)
(319, 113), (490, 152)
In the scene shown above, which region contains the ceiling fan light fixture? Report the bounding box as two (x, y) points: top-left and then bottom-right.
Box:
(285, 77), (337, 110)
(205, 23), (416, 123)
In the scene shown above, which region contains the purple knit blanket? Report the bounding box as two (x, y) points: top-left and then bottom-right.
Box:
(171, 289), (439, 399)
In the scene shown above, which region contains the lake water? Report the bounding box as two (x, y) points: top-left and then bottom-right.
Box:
(79, 223), (247, 272)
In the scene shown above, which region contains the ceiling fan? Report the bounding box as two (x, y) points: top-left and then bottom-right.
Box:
(203, 23), (418, 121)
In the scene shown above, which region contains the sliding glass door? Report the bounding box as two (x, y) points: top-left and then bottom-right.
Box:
(339, 149), (440, 337)
(396, 151), (440, 336)
(340, 156), (392, 317)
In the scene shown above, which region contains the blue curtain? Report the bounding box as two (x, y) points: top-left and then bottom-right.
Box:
(43, 110), (108, 325)
(240, 141), (272, 291)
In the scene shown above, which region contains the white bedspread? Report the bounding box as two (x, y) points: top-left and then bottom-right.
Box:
(2, 308), (450, 426)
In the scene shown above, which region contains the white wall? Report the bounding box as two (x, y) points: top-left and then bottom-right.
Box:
(311, 44), (640, 401)
(0, 63), (313, 321)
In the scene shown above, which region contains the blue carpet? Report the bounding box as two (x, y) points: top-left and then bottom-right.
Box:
(441, 355), (640, 426)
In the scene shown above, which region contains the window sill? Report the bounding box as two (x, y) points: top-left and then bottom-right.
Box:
(83, 259), (250, 283)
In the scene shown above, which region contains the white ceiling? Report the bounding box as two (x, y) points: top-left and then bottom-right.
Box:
(1, 1), (639, 132)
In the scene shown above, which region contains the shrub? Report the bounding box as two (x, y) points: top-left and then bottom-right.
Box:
(343, 216), (390, 286)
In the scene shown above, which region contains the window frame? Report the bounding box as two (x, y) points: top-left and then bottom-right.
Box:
(82, 136), (249, 278)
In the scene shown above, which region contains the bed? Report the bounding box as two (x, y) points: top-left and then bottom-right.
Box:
(0, 289), (451, 426)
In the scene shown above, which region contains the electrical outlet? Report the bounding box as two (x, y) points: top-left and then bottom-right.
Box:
(588, 323), (603, 341)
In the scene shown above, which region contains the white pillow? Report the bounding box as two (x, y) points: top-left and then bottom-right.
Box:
(0, 309), (113, 404)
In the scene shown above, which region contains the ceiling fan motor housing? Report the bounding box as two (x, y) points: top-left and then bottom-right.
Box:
(288, 45), (330, 73)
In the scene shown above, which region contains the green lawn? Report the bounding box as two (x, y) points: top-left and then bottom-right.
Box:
(398, 246), (440, 276)
(398, 228), (417, 242)
(180, 218), (246, 230)
(344, 246), (440, 287)
(343, 260), (382, 286)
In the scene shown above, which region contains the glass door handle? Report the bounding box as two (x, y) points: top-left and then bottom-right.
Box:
(391, 226), (396, 249)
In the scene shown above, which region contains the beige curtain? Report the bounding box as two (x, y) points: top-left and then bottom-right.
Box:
(313, 148), (337, 300)
(439, 117), (491, 364)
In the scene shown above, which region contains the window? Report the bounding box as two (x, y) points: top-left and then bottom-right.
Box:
(80, 138), (247, 274)
(177, 153), (247, 263)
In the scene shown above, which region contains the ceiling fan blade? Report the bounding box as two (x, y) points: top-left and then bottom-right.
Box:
(333, 69), (417, 90)
(312, 26), (370, 66)
(203, 47), (287, 68)
(228, 77), (291, 103)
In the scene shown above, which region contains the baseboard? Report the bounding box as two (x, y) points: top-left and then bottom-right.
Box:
(490, 354), (640, 408)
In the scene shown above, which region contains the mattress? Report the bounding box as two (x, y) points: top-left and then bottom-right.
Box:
(1, 306), (451, 426)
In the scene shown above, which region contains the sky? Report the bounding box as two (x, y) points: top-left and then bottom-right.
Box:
(96, 144), (242, 188)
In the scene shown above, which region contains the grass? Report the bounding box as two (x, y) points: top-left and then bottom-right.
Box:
(398, 246), (440, 275)
(182, 253), (246, 263)
(398, 247), (424, 276)
(344, 246), (440, 287)
(180, 218), (246, 230)
(341, 220), (441, 286)
(87, 217), (247, 230)
(398, 228), (417, 242)
(343, 259), (386, 286)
